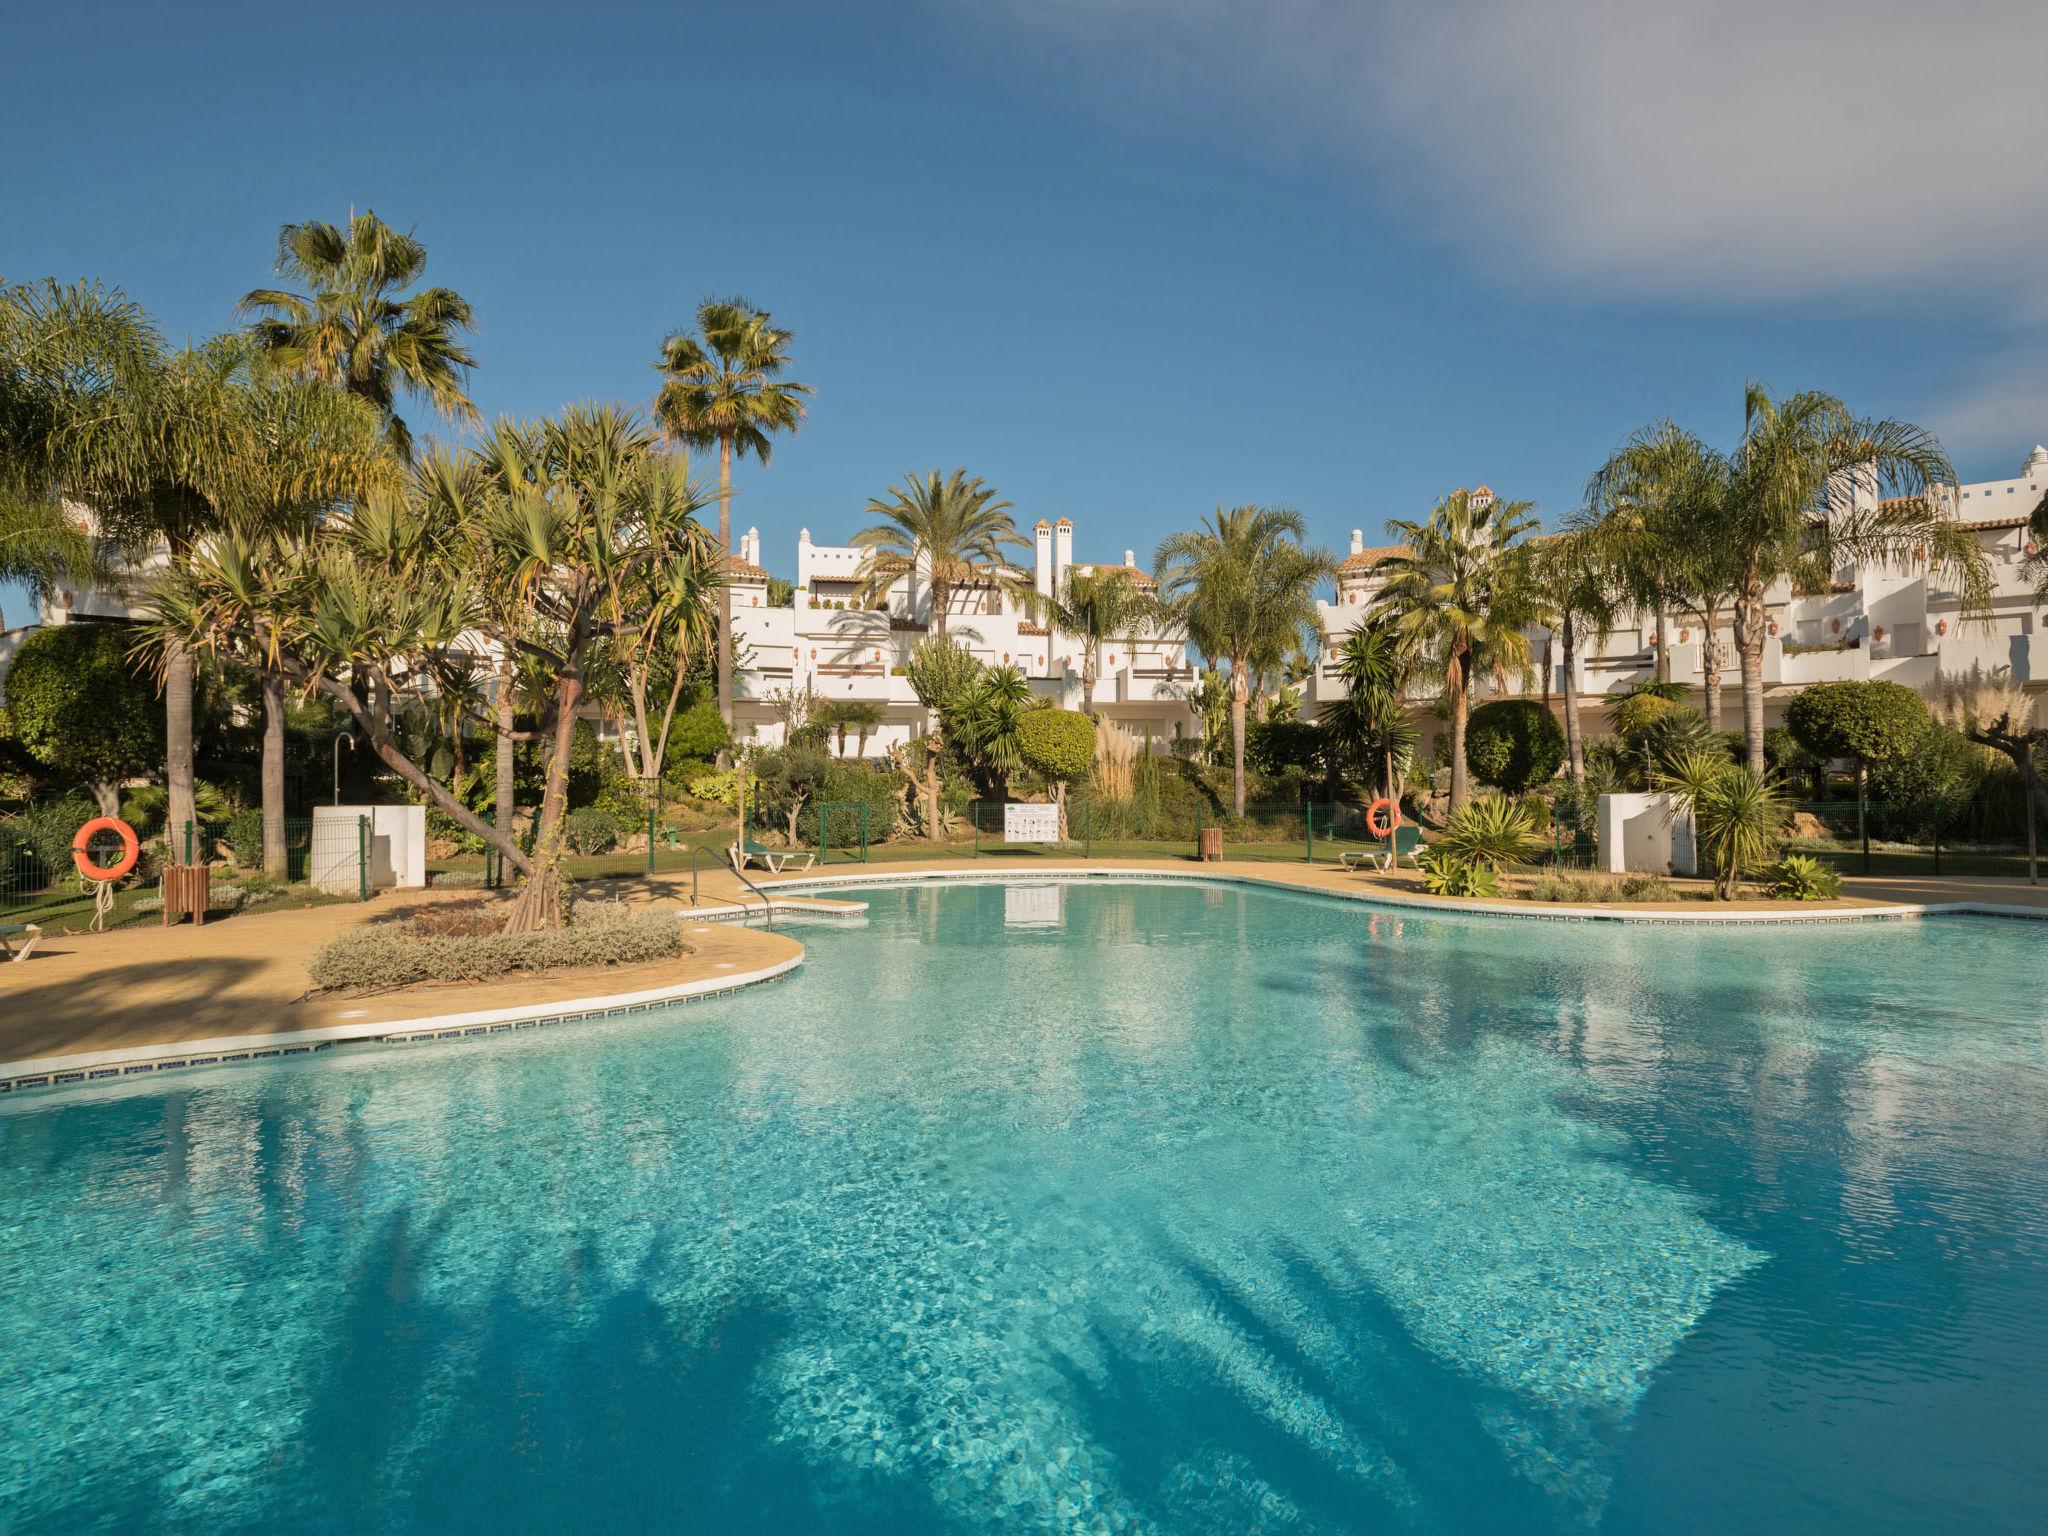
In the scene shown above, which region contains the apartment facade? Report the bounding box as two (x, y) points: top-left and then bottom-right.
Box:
(1306, 450), (2048, 738)
(726, 518), (1200, 754)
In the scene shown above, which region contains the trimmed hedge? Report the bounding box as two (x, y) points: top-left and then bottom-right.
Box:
(308, 905), (687, 991)
(1465, 700), (1565, 794)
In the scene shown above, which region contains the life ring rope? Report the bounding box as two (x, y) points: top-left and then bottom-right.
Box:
(72, 817), (140, 883)
(1366, 797), (1401, 840)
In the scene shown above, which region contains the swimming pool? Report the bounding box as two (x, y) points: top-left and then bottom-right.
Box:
(3, 879), (2044, 1533)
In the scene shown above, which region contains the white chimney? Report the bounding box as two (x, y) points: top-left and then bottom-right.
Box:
(1034, 521), (1054, 597)
(741, 527), (760, 567)
(1123, 548), (1136, 568)
(1053, 518), (1073, 591)
(1350, 529), (1363, 555)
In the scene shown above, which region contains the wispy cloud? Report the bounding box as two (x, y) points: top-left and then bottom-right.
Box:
(971, 0), (2048, 303)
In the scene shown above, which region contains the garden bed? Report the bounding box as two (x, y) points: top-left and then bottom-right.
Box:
(308, 899), (690, 993)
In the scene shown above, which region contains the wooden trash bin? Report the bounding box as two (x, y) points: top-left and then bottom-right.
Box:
(161, 864), (210, 926)
(1198, 827), (1224, 862)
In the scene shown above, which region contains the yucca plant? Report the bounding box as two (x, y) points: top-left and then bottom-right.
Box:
(1687, 766), (1787, 898)
(1417, 847), (1499, 898)
(1765, 852), (1843, 901)
(1434, 793), (1545, 870)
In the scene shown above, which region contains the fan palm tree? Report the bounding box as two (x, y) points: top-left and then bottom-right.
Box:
(1020, 566), (1157, 716)
(1721, 387), (1990, 772)
(238, 211), (478, 459)
(653, 298), (811, 726)
(849, 470), (1026, 637)
(1155, 505), (1336, 817)
(1535, 524), (1620, 781)
(1367, 490), (1541, 810)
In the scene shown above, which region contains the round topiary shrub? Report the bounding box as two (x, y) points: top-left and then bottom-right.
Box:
(1464, 700), (1566, 794)
(1784, 681), (1928, 777)
(4, 621), (163, 807)
(1016, 709), (1098, 792)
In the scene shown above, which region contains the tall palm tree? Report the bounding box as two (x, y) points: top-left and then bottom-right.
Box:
(849, 470), (1025, 637)
(1587, 422), (1741, 729)
(1155, 505), (1336, 818)
(238, 211), (479, 459)
(1020, 566), (1156, 716)
(653, 298), (811, 726)
(1368, 490), (1541, 810)
(1722, 386), (1990, 772)
(1535, 524), (1621, 781)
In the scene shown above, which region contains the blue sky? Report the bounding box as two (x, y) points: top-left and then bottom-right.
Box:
(6, 0), (2045, 616)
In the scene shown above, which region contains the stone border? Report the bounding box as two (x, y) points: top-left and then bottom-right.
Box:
(760, 863), (2048, 926)
(0, 949), (803, 1101)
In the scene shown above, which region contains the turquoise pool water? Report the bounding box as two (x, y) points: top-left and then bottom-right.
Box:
(2, 879), (2045, 1534)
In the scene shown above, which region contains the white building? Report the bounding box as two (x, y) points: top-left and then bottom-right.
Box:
(1307, 451), (2048, 740)
(727, 517), (1199, 753)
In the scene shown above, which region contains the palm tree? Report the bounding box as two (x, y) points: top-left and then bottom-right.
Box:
(849, 470), (1025, 637)
(1317, 623), (1415, 808)
(1155, 505), (1336, 818)
(1368, 490), (1541, 810)
(1587, 423), (1741, 730)
(1722, 386), (1990, 772)
(653, 298), (811, 727)
(955, 665), (1036, 799)
(1020, 566), (1156, 716)
(239, 211), (479, 459)
(1535, 525), (1620, 781)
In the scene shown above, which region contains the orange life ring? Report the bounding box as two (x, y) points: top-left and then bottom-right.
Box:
(1366, 797), (1401, 839)
(72, 817), (139, 882)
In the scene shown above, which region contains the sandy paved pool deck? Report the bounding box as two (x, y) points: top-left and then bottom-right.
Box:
(2, 858), (2042, 1072)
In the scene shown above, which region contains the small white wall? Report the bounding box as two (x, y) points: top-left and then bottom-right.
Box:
(1598, 793), (1696, 876)
(310, 804), (427, 894)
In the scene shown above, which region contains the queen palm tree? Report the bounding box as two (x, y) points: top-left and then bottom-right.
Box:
(238, 211), (478, 459)
(1155, 506), (1336, 818)
(653, 298), (811, 726)
(1721, 386), (1990, 772)
(849, 470), (1025, 636)
(1020, 566), (1156, 716)
(1587, 422), (1741, 730)
(1368, 490), (1541, 810)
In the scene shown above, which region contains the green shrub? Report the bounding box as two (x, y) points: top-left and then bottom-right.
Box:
(3, 622), (163, 800)
(1526, 871), (1675, 903)
(1016, 709), (1097, 789)
(0, 796), (97, 882)
(564, 806), (620, 856)
(1435, 794), (1545, 869)
(1417, 848), (1498, 898)
(819, 760), (900, 846)
(1785, 681), (1928, 770)
(667, 700), (730, 763)
(1245, 718), (1324, 776)
(1464, 700), (1565, 794)
(307, 903), (687, 991)
(226, 808), (265, 869)
(1765, 853), (1843, 901)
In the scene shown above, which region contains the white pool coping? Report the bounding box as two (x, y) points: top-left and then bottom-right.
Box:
(758, 863), (2048, 926)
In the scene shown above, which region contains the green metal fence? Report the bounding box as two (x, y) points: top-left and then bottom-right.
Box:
(962, 799), (1409, 864)
(814, 801), (872, 864)
(1789, 799), (2038, 881)
(0, 812), (375, 937)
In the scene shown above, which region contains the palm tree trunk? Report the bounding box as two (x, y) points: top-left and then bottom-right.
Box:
(1447, 650), (1471, 810)
(715, 431), (734, 728)
(1229, 656), (1248, 819)
(1700, 602), (1724, 735)
(1736, 584), (1767, 775)
(1654, 604), (1671, 683)
(165, 637), (196, 862)
(495, 654), (516, 853)
(506, 667), (581, 933)
(1561, 615), (1584, 782)
(1082, 639), (1098, 718)
(261, 671), (286, 880)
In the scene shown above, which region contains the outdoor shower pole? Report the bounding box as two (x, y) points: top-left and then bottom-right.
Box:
(2027, 741), (2039, 887)
(333, 732), (355, 805)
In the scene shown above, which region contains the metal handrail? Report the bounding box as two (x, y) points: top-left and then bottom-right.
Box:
(688, 845), (705, 905)
(728, 854), (774, 926)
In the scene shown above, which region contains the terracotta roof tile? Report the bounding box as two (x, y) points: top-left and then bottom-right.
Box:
(1339, 544), (1410, 573)
(723, 555), (769, 580)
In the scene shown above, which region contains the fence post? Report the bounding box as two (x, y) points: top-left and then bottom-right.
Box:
(1305, 803), (1314, 863)
(1085, 799), (1092, 859)
(647, 806), (656, 876)
(2027, 742), (2039, 887)
(1859, 785), (1871, 877)
(973, 801), (980, 859)
(1932, 809), (1941, 878)
(184, 819), (194, 867)
(357, 815), (370, 901)
(816, 801), (826, 865)
(860, 802), (869, 862)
